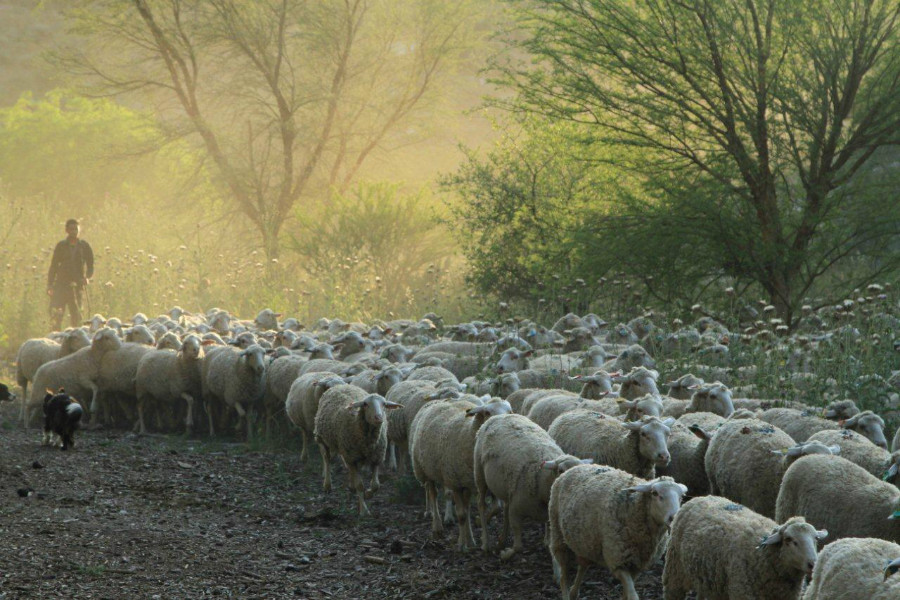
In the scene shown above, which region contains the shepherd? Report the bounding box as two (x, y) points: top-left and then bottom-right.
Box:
(47, 218), (94, 330)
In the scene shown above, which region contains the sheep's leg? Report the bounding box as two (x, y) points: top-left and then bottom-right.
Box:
(88, 385), (101, 426)
(349, 465), (369, 516)
(451, 489), (474, 551)
(205, 401), (216, 437)
(443, 489), (456, 526)
(462, 489), (476, 549)
(498, 502), (511, 550)
(19, 382), (28, 428)
(299, 430), (308, 462)
(181, 393), (194, 434)
(387, 443), (398, 471)
(319, 443), (332, 492)
(613, 569), (638, 600)
(499, 507), (522, 561)
(42, 428), (51, 446)
(477, 490), (491, 553)
(136, 397), (147, 435)
(426, 482), (443, 537)
(365, 464), (380, 498)
(549, 537), (569, 598)
(569, 562), (589, 600)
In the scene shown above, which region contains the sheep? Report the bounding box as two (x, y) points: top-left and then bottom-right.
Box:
(406, 365), (459, 384)
(570, 371), (616, 399)
(548, 466), (687, 600)
(577, 345), (609, 370)
(513, 388), (575, 415)
(526, 395), (615, 430)
(15, 329), (91, 423)
(42, 389), (84, 451)
(473, 413), (592, 559)
(529, 353), (582, 372)
(134, 335), (204, 435)
(665, 373), (704, 400)
(776, 454), (900, 543)
(603, 344), (656, 373)
(201, 344), (267, 437)
(552, 313), (584, 333)
(761, 408), (887, 447)
(663, 495), (827, 600)
(313, 385), (400, 516)
(802, 537), (900, 600)
(348, 366), (403, 396)
(823, 399), (860, 421)
(284, 373), (347, 461)
(28, 328), (123, 427)
(615, 366), (659, 400)
(560, 327), (599, 353)
(549, 413), (674, 479)
(685, 381), (735, 417)
(262, 354), (308, 430)
(385, 382), (463, 473)
(254, 308), (281, 331)
(655, 412), (725, 496)
(379, 344), (414, 364)
(94, 341), (158, 425)
(807, 428), (900, 479)
(422, 341), (495, 356)
(619, 394), (665, 421)
(124, 325), (155, 345)
(331, 330), (372, 360)
(704, 418), (801, 517)
(495, 347), (532, 373)
(156, 331), (183, 351)
(410, 397), (513, 550)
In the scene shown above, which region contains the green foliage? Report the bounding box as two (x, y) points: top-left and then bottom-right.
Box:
(489, 0), (900, 323)
(289, 183), (462, 321)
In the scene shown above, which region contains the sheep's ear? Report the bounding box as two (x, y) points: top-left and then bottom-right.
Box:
(466, 406), (487, 417)
(540, 460), (557, 470)
(883, 557), (900, 580)
(623, 421), (644, 432)
(828, 445), (841, 455)
(569, 375), (583, 381)
(843, 413), (860, 428)
(884, 462), (899, 480)
(662, 417), (676, 427)
(621, 400), (637, 409)
(383, 401), (402, 410)
(757, 529), (783, 548)
(626, 482), (654, 493)
(688, 425), (711, 441)
(815, 529), (828, 540)
(579, 458), (593, 465)
(346, 400), (366, 411)
(524, 350), (533, 357)
(677, 483), (688, 495)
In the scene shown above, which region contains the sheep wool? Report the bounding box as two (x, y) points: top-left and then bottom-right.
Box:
(803, 537), (900, 600)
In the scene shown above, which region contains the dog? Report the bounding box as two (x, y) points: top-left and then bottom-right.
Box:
(42, 389), (84, 451)
(0, 383), (16, 403)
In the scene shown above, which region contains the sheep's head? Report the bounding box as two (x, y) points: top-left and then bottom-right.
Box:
(84, 314), (107, 332)
(614, 366), (660, 400)
(756, 517), (826, 577)
(465, 398), (512, 423)
(125, 325), (155, 346)
(496, 348), (531, 373)
(240, 345), (267, 376)
(842, 411), (887, 449)
(772, 442), (840, 468)
(347, 394), (400, 426)
(309, 343), (335, 360)
(491, 372), (521, 397)
(290, 335), (318, 352)
(571, 371), (614, 399)
(91, 327), (123, 353)
(626, 476), (687, 529)
(254, 308), (282, 331)
(62, 329), (91, 355)
(374, 367), (403, 395)
(617, 344), (656, 371)
(822, 399), (860, 421)
(181, 335), (203, 360)
(619, 394), (664, 420)
(380, 344), (413, 363)
(578, 345), (608, 368)
(314, 377), (346, 400)
(690, 382), (734, 417)
(230, 332), (257, 349)
(623, 416), (674, 467)
(541, 455), (593, 476)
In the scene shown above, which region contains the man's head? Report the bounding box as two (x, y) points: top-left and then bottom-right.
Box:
(65, 219), (80, 241)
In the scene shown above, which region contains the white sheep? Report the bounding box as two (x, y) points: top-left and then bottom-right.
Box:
(134, 335), (204, 434)
(615, 367), (659, 400)
(15, 329), (91, 423)
(704, 418), (804, 517)
(548, 466), (687, 600)
(526, 394), (617, 431)
(511, 388), (576, 415)
(776, 454), (900, 543)
(548, 413), (674, 479)
(666, 373), (704, 400)
(94, 341), (158, 424)
(762, 408), (887, 448)
(803, 537), (900, 600)
(284, 373), (348, 461)
(253, 308), (282, 331)
(28, 328), (122, 427)
(201, 344), (267, 437)
(655, 411), (725, 496)
(124, 324), (155, 345)
(473, 413), (591, 559)
(684, 381), (735, 417)
(807, 428), (900, 479)
(313, 385), (400, 516)
(410, 397), (512, 550)
(663, 495), (827, 600)
(155, 331), (183, 351)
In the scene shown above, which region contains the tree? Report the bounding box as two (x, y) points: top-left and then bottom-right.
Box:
(57, 0), (478, 259)
(492, 0), (900, 324)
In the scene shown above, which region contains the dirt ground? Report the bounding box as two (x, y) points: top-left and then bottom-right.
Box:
(0, 402), (665, 600)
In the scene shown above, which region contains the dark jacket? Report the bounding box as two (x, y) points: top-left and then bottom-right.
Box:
(48, 239), (94, 288)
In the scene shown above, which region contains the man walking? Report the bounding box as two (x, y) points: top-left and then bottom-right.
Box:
(47, 218), (94, 330)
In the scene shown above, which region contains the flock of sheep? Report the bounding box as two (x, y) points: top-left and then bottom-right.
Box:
(7, 303), (900, 599)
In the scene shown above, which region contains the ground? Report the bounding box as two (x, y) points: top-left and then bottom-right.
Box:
(0, 403), (665, 599)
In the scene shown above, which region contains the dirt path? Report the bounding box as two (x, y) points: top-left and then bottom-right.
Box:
(0, 410), (665, 599)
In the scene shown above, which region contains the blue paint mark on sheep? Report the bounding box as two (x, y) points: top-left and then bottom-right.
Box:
(722, 503), (744, 511)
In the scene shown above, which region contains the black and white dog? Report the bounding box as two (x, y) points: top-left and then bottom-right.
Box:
(0, 383), (16, 403)
(43, 389), (84, 451)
